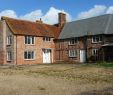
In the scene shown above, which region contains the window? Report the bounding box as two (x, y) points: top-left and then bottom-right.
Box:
(43, 37), (51, 42)
(24, 51), (35, 60)
(69, 38), (77, 45)
(69, 50), (77, 57)
(25, 36), (35, 45)
(92, 49), (98, 56)
(7, 51), (12, 61)
(7, 35), (12, 45)
(92, 35), (102, 43)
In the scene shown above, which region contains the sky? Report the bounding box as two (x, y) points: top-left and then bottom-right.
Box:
(0, 0), (113, 24)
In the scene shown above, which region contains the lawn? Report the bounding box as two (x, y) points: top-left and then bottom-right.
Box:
(0, 63), (113, 95)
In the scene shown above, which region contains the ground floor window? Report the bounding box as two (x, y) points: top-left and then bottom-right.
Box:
(69, 50), (77, 57)
(92, 49), (98, 56)
(24, 51), (35, 60)
(7, 51), (12, 61)
(92, 49), (99, 60)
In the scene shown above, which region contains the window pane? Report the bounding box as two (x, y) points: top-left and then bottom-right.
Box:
(10, 36), (12, 44)
(43, 37), (51, 42)
(93, 36), (102, 42)
(69, 50), (77, 57)
(92, 49), (98, 56)
(25, 36), (27, 44)
(70, 38), (77, 45)
(24, 51), (34, 59)
(27, 37), (30, 44)
(7, 36), (12, 45)
(25, 36), (35, 44)
(31, 51), (34, 59)
(7, 51), (12, 61)
(32, 37), (34, 44)
(24, 52), (27, 59)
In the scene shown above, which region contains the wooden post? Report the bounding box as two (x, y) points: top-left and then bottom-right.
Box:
(102, 48), (105, 62)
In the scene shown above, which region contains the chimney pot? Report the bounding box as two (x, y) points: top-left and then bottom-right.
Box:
(36, 18), (43, 24)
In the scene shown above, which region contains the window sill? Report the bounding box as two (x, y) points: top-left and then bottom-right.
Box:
(68, 44), (76, 46)
(24, 59), (35, 61)
(25, 44), (35, 46)
(92, 41), (102, 44)
(43, 41), (51, 42)
(7, 60), (12, 62)
(6, 44), (12, 46)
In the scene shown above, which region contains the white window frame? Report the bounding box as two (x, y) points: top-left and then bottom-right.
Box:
(69, 38), (77, 45)
(24, 36), (35, 45)
(92, 49), (98, 56)
(7, 51), (12, 61)
(43, 37), (51, 42)
(7, 35), (12, 45)
(24, 51), (35, 60)
(69, 50), (77, 57)
(92, 35), (102, 43)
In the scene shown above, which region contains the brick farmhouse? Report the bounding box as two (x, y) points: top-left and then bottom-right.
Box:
(0, 13), (113, 64)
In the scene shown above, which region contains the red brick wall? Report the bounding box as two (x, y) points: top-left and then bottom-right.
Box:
(55, 36), (104, 63)
(14, 36), (55, 65)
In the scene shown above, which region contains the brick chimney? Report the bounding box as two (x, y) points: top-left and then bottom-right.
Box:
(58, 13), (66, 28)
(36, 18), (43, 24)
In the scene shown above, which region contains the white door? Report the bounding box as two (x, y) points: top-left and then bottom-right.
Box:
(43, 49), (51, 63)
(80, 50), (86, 63)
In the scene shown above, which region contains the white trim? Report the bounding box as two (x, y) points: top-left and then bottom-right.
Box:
(24, 51), (35, 60)
(43, 37), (51, 42)
(92, 35), (102, 43)
(80, 49), (86, 63)
(69, 50), (77, 57)
(92, 49), (98, 56)
(51, 49), (53, 63)
(42, 49), (51, 63)
(7, 51), (12, 61)
(24, 36), (35, 45)
(69, 38), (78, 45)
(7, 35), (12, 45)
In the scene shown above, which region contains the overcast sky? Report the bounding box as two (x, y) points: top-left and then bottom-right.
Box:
(0, 0), (113, 24)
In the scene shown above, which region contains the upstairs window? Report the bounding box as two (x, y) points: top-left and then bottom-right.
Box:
(69, 38), (77, 45)
(69, 50), (77, 57)
(43, 37), (51, 42)
(7, 51), (12, 61)
(7, 35), (12, 45)
(24, 51), (35, 60)
(25, 36), (35, 45)
(92, 35), (102, 43)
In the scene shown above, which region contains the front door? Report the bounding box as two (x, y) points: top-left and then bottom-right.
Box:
(43, 49), (51, 63)
(80, 50), (86, 63)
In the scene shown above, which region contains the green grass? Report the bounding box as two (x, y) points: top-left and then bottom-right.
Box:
(96, 62), (113, 67)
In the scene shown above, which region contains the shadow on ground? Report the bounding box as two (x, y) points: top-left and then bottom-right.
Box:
(80, 86), (113, 95)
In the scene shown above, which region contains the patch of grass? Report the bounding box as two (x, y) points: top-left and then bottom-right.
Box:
(96, 62), (113, 67)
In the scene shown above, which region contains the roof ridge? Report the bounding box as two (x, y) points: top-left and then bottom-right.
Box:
(66, 14), (113, 25)
(1, 16), (59, 29)
(104, 14), (113, 34)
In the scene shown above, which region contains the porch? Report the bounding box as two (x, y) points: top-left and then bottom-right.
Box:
(101, 44), (113, 62)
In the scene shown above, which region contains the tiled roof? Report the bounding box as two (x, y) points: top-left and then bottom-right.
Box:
(2, 17), (60, 38)
(59, 14), (113, 39)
